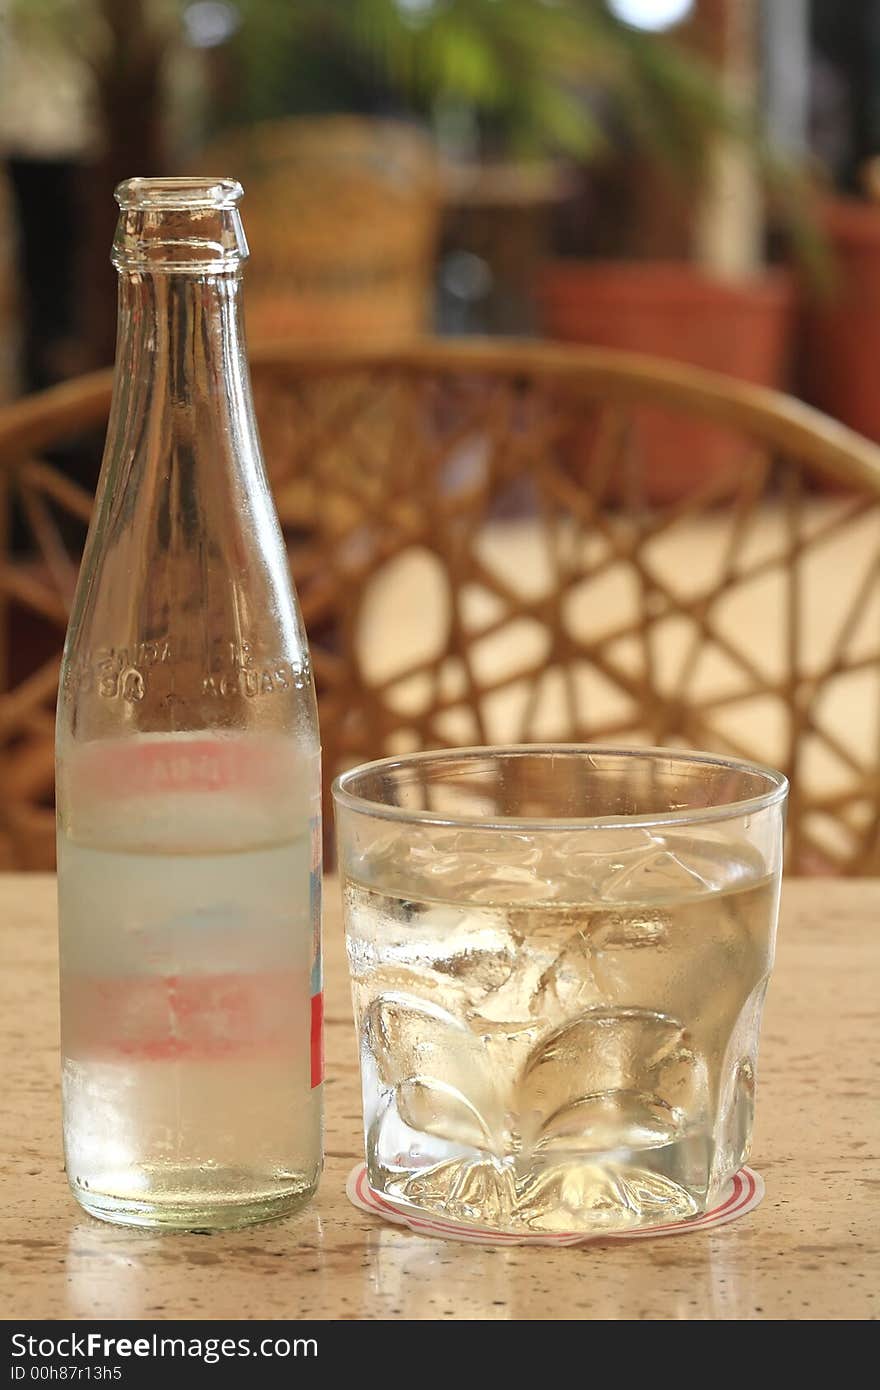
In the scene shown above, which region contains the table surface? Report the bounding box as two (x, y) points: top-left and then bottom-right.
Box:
(1, 875), (877, 1322)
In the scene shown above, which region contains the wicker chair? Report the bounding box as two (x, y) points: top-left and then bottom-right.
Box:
(194, 117), (439, 344)
(2, 339), (880, 873)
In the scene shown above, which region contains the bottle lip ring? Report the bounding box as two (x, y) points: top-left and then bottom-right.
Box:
(115, 177), (244, 211)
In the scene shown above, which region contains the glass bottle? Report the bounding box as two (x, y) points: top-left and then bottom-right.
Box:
(55, 178), (322, 1230)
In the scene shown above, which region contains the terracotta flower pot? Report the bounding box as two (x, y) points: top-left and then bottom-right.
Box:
(801, 198), (880, 441)
(537, 260), (794, 502)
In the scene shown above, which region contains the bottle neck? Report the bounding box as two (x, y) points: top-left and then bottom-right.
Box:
(58, 178), (313, 746)
(110, 268), (254, 456)
(106, 178), (253, 461)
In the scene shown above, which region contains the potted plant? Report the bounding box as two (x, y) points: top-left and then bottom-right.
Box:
(231, 1), (814, 497)
(797, 0), (880, 443)
(800, 170), (880, 442)
(10, 0), (635, 356)
(530, 1), (817, 499)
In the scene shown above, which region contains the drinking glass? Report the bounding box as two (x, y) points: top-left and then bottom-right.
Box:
(334, 745), (787, 1235)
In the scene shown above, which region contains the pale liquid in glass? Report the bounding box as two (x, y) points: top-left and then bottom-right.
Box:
(58, 775), (320, 1229)
(347, 832), (777, 1234)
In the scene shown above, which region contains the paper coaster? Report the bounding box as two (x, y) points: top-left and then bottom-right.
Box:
(346, 1162), (764, 1246)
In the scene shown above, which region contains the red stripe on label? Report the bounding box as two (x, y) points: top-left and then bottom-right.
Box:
(63, 970), (311, 1063)
(310, 991), (324, 1087)
(74, 738), (290, 799)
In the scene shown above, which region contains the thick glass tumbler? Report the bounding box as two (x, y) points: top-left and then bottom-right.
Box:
(334, 746), (787, 1236)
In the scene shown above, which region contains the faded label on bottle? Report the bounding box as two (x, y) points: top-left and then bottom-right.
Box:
(82, 639), (174, 702)
(202, 639), (311, 699)
(70, 638), (311, 704)
(72, 736), (290, 798)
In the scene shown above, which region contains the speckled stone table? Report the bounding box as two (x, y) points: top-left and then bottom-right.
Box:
(1, 875), (877, 1321)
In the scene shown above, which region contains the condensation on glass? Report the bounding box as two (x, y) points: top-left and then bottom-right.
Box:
(56, 177), (323, 1230)
(335, 746), (786, 1237)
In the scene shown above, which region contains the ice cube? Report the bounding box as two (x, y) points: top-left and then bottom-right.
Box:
(450, 831), (542, 867)
(552, 829), (661, 900)
(359, 826), (561, 906)
(600, 847), (717, 903)
(589, 910), (668, 951)
(468, 932), (555, 1025)
(527, 926), (605, 1022)
(430, 931), (518, 994)
(466, 867), (558, 905)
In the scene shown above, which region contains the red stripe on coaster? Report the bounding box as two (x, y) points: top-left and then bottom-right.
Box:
(310, 991), (324, 1087)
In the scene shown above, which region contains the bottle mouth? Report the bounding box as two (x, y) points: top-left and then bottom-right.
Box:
(112, 177), (248, 273)
(115, 177), (244, 211)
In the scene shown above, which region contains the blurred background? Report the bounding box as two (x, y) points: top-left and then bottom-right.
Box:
(6, 1), (880, 875)
(0, 0), (878, 430)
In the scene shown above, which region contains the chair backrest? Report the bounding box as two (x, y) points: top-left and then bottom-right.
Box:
(2, 338), (880, 873)
(195, 117), (439, 344)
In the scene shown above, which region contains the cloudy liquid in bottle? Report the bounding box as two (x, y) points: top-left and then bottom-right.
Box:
(59, 738), (322, 1229)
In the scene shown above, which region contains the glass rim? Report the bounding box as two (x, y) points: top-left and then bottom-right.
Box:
(331, 743), (789, 833)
